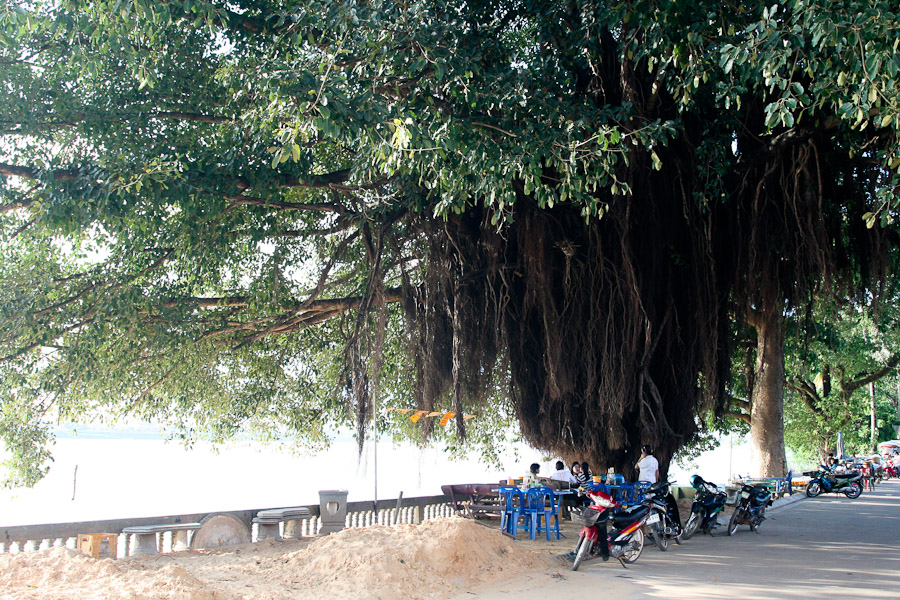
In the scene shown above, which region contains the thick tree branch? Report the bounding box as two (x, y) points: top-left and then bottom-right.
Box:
(0, 162), (78, 182)
(787, 377), (826, 417)
(839, 352), (900, 397)
(0, 111), (228, 133)
(161, 286), (402, 318)
(726, 410), (751, 425)
(0, 196), (36, 214)
(225, 195), (347, 214)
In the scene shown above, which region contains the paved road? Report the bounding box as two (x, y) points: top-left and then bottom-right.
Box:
(614, 479), (900, 599)
(454, 479), (900, 600)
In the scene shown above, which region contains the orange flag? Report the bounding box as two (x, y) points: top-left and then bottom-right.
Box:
(438, 412), (457, 426)
(409, 410), (429, 423)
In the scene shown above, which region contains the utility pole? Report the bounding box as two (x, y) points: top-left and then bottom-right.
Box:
(870, 382), (877, 452)
(896, 373), (900, 437)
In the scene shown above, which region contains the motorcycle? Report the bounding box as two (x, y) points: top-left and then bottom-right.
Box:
(571, 487), (649, 570)
(805, 465), (863, 498)
(681, 475), (727, 540)
(642, 481), (683, 550)
(727, 484), (772, 535)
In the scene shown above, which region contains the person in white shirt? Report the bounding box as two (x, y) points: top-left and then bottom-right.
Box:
(635, 445), (659, 483)
(550, 460), (578, 485)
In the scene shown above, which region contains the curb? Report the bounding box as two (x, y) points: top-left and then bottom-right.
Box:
(769, 492), (806, 512)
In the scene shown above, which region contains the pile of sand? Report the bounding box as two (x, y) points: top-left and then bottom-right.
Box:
(0, 518), (549, 600)
(0, 547), (217, 600)
(256, 517), (548, 600)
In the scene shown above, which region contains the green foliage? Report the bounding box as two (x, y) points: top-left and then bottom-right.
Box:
(1, 0), (899, 484)
(784, 295), (900, 458)
(0, 397), (53, 488)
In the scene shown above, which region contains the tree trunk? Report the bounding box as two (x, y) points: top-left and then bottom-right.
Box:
(749, 305), (788, 477)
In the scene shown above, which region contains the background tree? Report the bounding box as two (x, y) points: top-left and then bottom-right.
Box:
(2, 0), (899, 485)
(784, 296), (900, 460)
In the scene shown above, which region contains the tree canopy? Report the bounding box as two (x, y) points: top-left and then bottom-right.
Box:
(784, 293), (900, 460)
(2, 0), (899, 485)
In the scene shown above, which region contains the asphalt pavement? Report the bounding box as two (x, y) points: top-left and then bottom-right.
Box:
(593, 479), (900, 599)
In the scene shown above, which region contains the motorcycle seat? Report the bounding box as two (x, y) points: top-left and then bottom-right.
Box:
(750, 492), (770, 503)
(833, 473), (858, 479)
(612, 505), (649, 528)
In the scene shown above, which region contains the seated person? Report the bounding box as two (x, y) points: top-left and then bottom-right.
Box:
(550, 460), (578, 485)
(576, 462), (593, 487)
(526, 462), (542, 486)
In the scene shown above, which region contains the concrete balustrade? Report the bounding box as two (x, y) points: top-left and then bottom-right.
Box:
(1, 494), (452, 557)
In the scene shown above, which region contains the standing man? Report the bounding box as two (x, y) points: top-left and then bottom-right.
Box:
(635, 445), (660, 483)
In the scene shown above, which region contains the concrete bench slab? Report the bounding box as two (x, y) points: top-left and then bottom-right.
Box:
(122, 523), (202, 555)
(252, 507), (312, 542)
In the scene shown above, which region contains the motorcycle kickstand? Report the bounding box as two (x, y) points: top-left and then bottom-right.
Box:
(617, 556), (629, 569)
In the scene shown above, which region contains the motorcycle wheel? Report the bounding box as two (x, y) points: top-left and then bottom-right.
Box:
(843, 481), (863, 499)
(682, 512), (701, 540)
(572, 537), (592, 572)
(727, 507), (743, 536)
(651, 522), (668, 551)
(806, 480), (822, 497)
(621, 527), (644, 563)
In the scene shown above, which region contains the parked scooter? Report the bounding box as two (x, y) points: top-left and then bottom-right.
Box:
(727, 483), (772, 535)
(571, 487), (649, 570)
(805, 464), (863, 498)
(643, 481), (683, 550)
(681, 475), (727, 539)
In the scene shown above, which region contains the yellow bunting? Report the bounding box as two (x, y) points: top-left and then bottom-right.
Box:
(426, 411), (442, 417)
(409, 410), (428, 423)
(438, 412), (456, 426)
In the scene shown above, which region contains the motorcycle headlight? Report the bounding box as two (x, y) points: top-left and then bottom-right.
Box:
(580, 507), (602, 526)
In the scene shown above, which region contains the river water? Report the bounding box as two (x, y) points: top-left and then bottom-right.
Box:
(0, 426), (755, 527)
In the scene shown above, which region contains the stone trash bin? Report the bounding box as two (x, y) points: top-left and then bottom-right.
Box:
(318, 490), (349, 534)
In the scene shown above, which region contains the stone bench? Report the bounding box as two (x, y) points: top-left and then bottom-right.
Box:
(121, 523), (202, 555)
(252, 507), (311, 541)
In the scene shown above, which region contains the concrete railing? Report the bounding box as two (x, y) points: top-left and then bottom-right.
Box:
(1, 493), (454, 557)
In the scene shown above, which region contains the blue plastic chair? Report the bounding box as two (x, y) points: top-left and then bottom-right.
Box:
(618, 482), (634, 505)
(527, 486), (563, 540)
(620, 481), (651, 505)
(634, 481), (651, 503)
(496, 486), (531, 538)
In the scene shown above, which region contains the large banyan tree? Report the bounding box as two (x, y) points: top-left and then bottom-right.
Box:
(1, 1), (898, 484)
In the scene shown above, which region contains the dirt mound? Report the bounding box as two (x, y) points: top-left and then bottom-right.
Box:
(256, 517), (548, 600)
(0, 518), (548, 600)
(0, 546), (217, 600)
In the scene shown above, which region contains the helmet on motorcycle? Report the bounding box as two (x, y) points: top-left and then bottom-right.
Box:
(689, 474), (704, 488)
